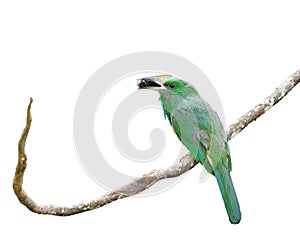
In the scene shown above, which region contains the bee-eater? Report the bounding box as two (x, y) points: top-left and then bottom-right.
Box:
(137, 75), (241, 224)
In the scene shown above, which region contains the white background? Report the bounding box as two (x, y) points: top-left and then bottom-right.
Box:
(1, 1), (300, 244)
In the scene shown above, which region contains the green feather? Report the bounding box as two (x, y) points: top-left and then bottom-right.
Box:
(142, 75), (241, 224)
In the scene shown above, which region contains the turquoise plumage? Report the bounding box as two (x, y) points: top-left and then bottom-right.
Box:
(138, 75), (241, 224)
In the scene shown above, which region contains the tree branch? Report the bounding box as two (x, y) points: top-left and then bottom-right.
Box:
(13, 69), (300, 216)
(226, 69), (300, 140)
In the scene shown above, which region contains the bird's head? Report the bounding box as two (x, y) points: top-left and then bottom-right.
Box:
(137, 75), (198, 98)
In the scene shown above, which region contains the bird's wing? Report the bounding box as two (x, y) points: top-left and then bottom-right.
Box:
(169, 99), (213, 171)
(224, 142), (232, 171)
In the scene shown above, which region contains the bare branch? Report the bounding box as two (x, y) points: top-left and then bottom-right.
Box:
(13, 69), (300, 216)
(226, 69), (300, 140)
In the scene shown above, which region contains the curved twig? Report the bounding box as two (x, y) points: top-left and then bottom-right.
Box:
(13, 69), (300, 216)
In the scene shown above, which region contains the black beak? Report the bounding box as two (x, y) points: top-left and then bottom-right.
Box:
(137, 78), (162, 89)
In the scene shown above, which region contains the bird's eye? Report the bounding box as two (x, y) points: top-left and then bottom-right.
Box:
(170, 83), (176, 88)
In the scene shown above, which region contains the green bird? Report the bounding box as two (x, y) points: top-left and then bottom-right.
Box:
(137, 75), (241, 224)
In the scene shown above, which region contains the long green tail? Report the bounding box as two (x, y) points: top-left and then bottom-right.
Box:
(213, 161), (241, 224)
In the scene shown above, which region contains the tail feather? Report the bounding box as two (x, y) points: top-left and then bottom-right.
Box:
(213, 162), (241, 224)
